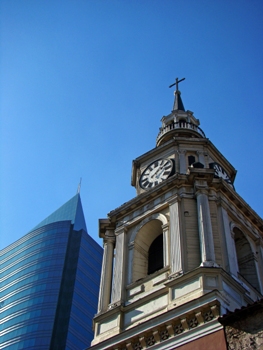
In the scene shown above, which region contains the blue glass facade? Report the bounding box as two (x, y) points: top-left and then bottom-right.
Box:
(0, 194), (103, 350)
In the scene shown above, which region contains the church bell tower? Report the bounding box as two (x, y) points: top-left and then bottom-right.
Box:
(90, 79), (263, 349)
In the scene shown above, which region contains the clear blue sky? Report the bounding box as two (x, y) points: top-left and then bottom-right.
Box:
(1, 0), (263, 249)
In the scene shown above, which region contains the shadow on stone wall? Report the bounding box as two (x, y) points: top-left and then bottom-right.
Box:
(219, 300), (263, 350)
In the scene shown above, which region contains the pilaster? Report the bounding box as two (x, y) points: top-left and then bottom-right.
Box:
(97, 230), (115, 313)
(127, 241), (134, 286)
(162, 223), (170, 267)
(195, 180), (216, 266)
(177, 149), (186, 174)
(197, 150), (206, 166)
(219, 204), (238, 276)
(169, 194), (184, 276)
(111, 226), (127, 304)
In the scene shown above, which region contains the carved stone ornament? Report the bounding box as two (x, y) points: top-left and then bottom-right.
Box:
(133, 342), (142, 350)
(160, 329), (169, 340)
(146, 335), (155, 346)
(189, 317), (198, 328)
(204, 310), (214, 322)
(174, 323), (184, 334)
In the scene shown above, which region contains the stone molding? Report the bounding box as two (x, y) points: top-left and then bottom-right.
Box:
(177, 149), (187, 154)
(129, 213), (168, 245)
(97, 303), (220, 350)
(115, 225), (128, 236)
(167, 193), (182, 205)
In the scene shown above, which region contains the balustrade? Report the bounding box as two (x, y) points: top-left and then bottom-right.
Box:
(157, 121), (205, 143)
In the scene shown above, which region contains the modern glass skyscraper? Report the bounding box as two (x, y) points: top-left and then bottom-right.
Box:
(0, 194), (103, 350)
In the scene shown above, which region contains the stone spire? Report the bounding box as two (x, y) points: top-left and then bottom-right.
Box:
(156, 78), (205, 146)
(169, 77), (185, 111)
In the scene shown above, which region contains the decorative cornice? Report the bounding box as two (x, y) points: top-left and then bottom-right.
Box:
(108, 174), (188, 222)
(103, 237), (115, 245)
(91, 302), (221, 350)
(99, 219), (116, 239)
(108, 300), (123, 310)
(213, 180), (263, 230)
(107, 167), (263, 236)
(168, 270), (184, 280)
(167, 193), (182, 205)
(200, 261), (219, 268)
(115, 225), (128, 236)
(187, 168), (214, 185)
(177, 149), (187, 155)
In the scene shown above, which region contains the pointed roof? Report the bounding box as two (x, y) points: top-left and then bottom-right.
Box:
(169, 77), (185, 111)
(173, 90), (185, 111)
(156, 78), (206, 146)
(31, 193), (87, 232)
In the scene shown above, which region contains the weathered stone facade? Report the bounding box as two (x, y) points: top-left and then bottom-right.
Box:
(219, 300), (263, 350)
(89, 84), (263, 350)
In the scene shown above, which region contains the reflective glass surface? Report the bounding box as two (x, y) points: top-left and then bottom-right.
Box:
(0, 214), (103, 350)
(0, 222), (71, 349)
(65, 232), (103, 348)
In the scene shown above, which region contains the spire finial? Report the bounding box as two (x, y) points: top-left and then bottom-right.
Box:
(169, 77), (185, 91)
(77, 177), (82, 194)
(169, 77), (185, 111)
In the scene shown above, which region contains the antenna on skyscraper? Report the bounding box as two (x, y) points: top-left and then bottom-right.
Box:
(77, 177), (82, 194)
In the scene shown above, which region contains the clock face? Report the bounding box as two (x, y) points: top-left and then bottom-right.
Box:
(209, 162), (234, 188)
(139, 158), (174, 189)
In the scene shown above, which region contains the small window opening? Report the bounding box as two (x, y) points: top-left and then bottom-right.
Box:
(148, 234), (163, 275)
(188, 155), (196, 166)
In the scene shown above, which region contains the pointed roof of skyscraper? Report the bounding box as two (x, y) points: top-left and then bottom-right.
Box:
(31, 193), (87, 232)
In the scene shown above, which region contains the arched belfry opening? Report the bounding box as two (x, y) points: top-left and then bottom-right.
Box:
(132, 219), (164, 282)
(234, 227), (260, 291)
(148, 234), (163, 275)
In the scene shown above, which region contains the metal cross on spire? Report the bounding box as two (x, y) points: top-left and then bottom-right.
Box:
(169, 77), (185, 91)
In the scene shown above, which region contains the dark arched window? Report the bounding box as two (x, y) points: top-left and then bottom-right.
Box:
(148, 234), (163, 275)
(188, 155), (196, 166)
(234, 228), (260, 291)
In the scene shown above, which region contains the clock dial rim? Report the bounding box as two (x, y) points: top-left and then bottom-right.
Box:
(209, 162), (234, 188)
(139, 158), (174, 190)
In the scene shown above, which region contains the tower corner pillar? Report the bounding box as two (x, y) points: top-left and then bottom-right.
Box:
(97, 230), (115, 313)
(177, 149), (187, 174)
(111, 225), (127, 305)
(194, 180), (216, 267)
(168, 194), (184, 276)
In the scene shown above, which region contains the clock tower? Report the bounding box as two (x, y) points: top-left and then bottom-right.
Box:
(90, 80), (263, 349)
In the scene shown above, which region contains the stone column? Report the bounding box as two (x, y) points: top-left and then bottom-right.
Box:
(127, 241), (134, 285)
(219, 205), (239, 276)
(169, 195), (183, 275)
(111, 226), (126, 304)
(97, 231), (115, 313)
(177, 149), (186, 174)
(162, 223), (170, 267)
(197, 151), (206, 166)
(195, 180), (216, 266)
